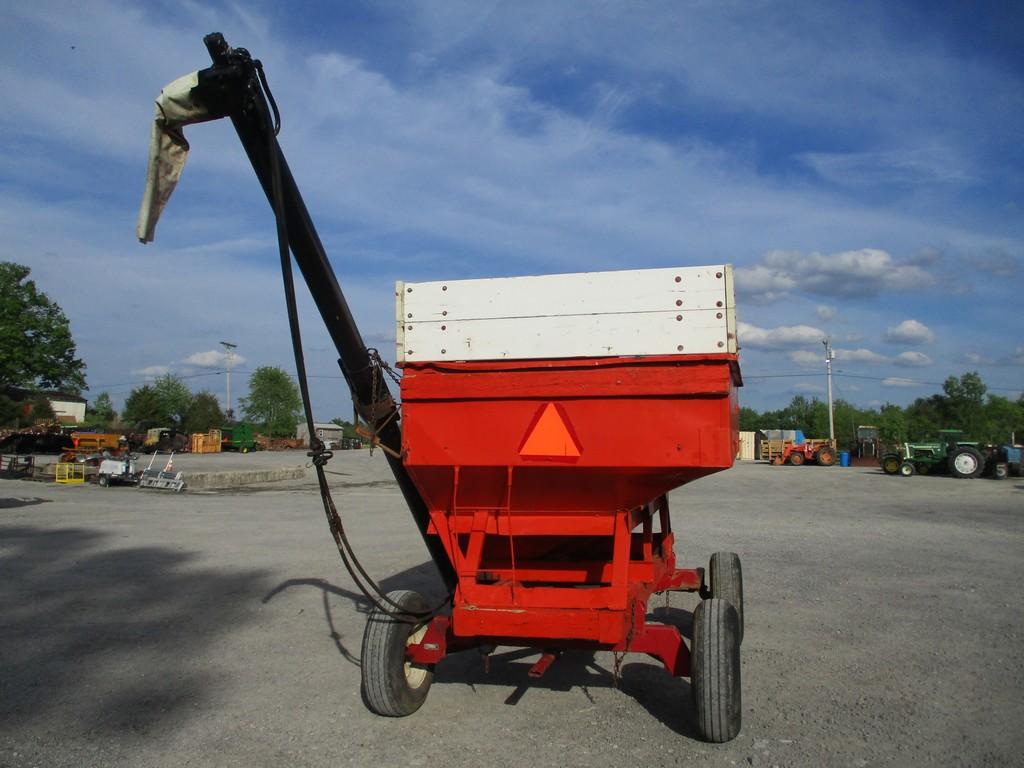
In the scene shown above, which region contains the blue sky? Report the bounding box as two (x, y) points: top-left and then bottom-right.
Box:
(1, 1), (1022, 417)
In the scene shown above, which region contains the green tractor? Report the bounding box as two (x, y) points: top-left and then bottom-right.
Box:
(880, 429), (985, 479)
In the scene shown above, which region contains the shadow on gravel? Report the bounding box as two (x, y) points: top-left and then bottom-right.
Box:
(264, 564), (701, 737)
(0, 497), (50, 509)
(0, 524), (269, 737)
(262, 561), (446, 667)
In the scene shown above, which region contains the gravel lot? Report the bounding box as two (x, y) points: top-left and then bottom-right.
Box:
(2, 454), (1022, 767)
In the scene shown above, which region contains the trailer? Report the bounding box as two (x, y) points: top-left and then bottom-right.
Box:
(136, 453), (186, 492)
(137, 35), (745, 742)
(220, 424), (255, 452)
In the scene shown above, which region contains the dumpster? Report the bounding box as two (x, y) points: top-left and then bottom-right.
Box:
(386, 265), (745, 741)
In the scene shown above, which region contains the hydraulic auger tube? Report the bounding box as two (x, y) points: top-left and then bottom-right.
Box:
(137, 33), (457, 593)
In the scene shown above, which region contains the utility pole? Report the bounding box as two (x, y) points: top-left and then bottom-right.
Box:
(220, 341), (237, 420)
(823, 338), (835, 446)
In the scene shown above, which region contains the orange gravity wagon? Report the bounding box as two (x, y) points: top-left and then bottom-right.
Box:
(139, 34), (746, 743)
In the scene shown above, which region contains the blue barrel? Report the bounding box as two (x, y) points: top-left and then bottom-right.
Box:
(839, 451), (850, 467)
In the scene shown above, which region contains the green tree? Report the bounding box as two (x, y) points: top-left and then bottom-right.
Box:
(877, 404), (908, 444)
(905, 394), (944, 441)
(122, 384), (166, 427)
(0, 395), (18, 427)
(241, 366), (302, 437)
(153, 374), (192, 427)
(26, 394), (55, 426)
(738, 407), (762, 432)
(330, 417), (361, 439)
(86, 392), (116, 427)
(941, 372), (987, 437)
(979, 394), (1024, 444)
(0, 262), (86, 392)
(184, 391), (225, 434)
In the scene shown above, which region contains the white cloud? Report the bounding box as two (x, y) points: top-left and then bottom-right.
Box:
(738, 322), (826, 349)
(815, 304), (837, 321)
(799, 145), (975, 187)
(736, 249), (934, 304)
(183, 350), (249, 368)
(882, 377), (921, 387)
(884, 319), (935, 345)
(789, 350), (824, 367)
(131, 365), (170, 378)
(963, 346), (1024, 367)
(733, 265), (797, 305)
(893, 351), (932, 367)
(966, 250), (1020, 277)
(964, 351), (996, 365)
(834, 348), (889, 364)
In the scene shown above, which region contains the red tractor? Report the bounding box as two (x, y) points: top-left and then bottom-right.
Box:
(772, 439), (836, 467)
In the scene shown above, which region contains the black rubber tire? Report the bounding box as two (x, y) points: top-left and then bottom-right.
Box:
(899, 461), (916, 477)
(881, 455), (901, 475)
(814, 446), (836, 466)
(710, 552), (744, 644)
(361, 590), (434, 717)
(97, 474), (109, 487)
(949, 446), (984, 479)
(692, 598), (742, 743)
(788, 452), (805, 466)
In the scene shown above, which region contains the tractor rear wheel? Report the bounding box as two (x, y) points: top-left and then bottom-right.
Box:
(361, 590), (434, 717)
(814, 446), (836, 466)
(949, 446), (984, 479)
(692, 598), (741, 743)
(898, 461), (916, 477)
(710, 552), (744, 644)
(788, 452), (805, 466)
(881, 455), (901, 475)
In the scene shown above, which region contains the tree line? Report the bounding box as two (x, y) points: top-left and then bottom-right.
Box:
(111, 367), (303, 436)
(741, 372), (1024, 446)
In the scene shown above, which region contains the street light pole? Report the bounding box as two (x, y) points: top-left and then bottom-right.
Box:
(220, 341), (237, 420)
(823, 338), (835, 447)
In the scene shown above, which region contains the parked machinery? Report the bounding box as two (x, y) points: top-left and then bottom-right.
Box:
(855, 425), (880, 459)
(880, 429), (986, 478)
(772, 439), (836, 467)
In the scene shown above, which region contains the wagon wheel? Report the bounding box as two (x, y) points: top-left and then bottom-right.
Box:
(898, 461), (916, 477)
(788, 452), (805, 466)
(814, 446), (836, 466)
(949, 446), (984, 479)
(710, 552), (744, 644)
(692, 598), (741, 743)
(361, 590), (434, 717)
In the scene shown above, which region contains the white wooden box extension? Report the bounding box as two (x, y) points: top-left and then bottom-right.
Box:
(396, 264), (737, 363)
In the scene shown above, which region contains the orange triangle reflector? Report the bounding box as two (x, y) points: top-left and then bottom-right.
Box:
(519, 403), (582, 459)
